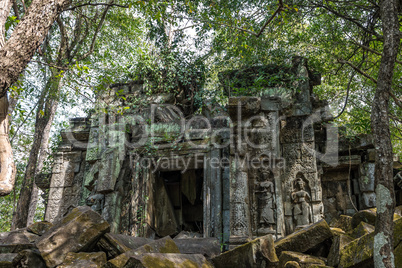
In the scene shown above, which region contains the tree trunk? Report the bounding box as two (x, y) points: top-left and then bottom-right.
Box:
(26, 111), (54, 225)
(0, 96), (15, 196)
(0, 0), (15, 197)
(372, 0), (400, 267)
(0, 0), (71, 196)
(0, 0), (12, 47)
(12, 68), (60, 229)
(0, 0), (71, 97)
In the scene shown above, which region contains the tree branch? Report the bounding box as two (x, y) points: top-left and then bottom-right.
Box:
(390, 90), (402, 109)
(56, 16), (69, 64)
(64, 2), (128, 11)
(337, 59), (378, 84)
(73, 0), (112, 62)
(353, 41), (402, 64)
(31, 60), (69, 70)
(20, 0), (26, 13)
(255, 0), (283, 37)
(334, 70), (355, 119)
(12, 1), (20, 20)
(0, 0), (13, 47)
(338, 59), (402, 109)
(311, 1), (383, 40)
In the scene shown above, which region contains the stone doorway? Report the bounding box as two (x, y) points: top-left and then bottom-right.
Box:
(157, 169), (204, 236)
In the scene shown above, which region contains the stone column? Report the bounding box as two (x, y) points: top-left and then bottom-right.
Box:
(45, 151), (83, 222)
(228, 97), (260, 243)
(358, 162), (376, 209)
(280, 116), (323, 235)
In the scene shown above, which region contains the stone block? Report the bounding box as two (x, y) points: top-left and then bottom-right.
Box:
(361, 192), (376, 208)
(174, 231), (202, 239)
(106, 236), (180, 268)
(97, 150), (121, 193)
(275, 220), (333, 256)
(322, 155), (361, 169)
(83, 162), (99, 190)
(280, 116), (314, 144)
(351, 208), (377, 228)
(125, 253), (213, 268)
(58, 252), (107, 268)
(0, 253), (17, 268)
(348, 221), (374, 239)
(395, 242), (402, 268)
(174, 237), (221, 259)
(278, 251), (325, 268)
(327, 234), (354, 267)
(27, 221), (53, 236)
(339, 217), (402, 268)
(36, 206), (110, 267)
(97, 233), (152, 259)
(12, 249), (47, 268)
(0, 243), (35, 254)
(321, 170), (349, 182)
(261, 97), (281, 111)
(367, 149), (376, 162)
(228, 97), (261, 118)
(0, 228), (40, 245)
(338, 232), (374, 268)
(211, 234), (278, 268)
(358, 163), (375, 192)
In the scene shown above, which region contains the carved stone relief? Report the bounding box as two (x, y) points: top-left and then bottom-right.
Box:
(254, 169), (276, 235)
(230, 170), (250, 238)
(291, 174), (312, 228)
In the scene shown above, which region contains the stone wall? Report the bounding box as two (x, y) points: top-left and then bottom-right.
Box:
(41, 59), (402, 247)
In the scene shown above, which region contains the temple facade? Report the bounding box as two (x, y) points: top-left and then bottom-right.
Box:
(37, 58), (402, 248)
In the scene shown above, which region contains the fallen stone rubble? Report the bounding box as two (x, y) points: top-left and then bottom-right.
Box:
(0, 206), (402, 267)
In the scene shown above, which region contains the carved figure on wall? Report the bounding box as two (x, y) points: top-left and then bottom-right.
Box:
(292, 174), (312, 227)
(255, 170), (275, 234)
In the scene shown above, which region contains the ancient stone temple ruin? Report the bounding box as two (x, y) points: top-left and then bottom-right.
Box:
(38, 58), (402, 248)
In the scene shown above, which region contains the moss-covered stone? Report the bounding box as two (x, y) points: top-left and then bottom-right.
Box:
(351, 208), (401, 229)
(275, 220), (333, 256)
(284, 261), (301, 268)
(11, 249), (46, 268)
(174, 238), (221, 259)
(106, 236), (180, 268)
(395, 205), (402, 217)
(27, 221), (53, 236)
(348, 222), (374, 239)
(351, 209), (377, 228)
(338, 232), (374, 268)
(36, 206), (110, 268)
(97, 233), (151, 259)
(127, 253), (214, 268)
(394, 216), (402, 247)
(329, 215), (353, 233)
(339, 216), (402, 268)
(278, 251), (325, 268)
(58, 252), (107, 268)
(212, 234), (278, 268)
(394, 242), (402, 268)
(327, 234), (354, 267)
(330, 228), (346, 237)
(0, 253), (17, 268)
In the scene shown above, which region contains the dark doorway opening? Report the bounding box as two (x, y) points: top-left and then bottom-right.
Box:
(159, 169), (204, 234)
